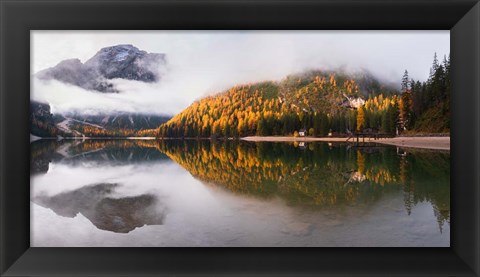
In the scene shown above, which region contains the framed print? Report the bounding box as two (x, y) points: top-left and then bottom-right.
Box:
(1, 0), (479, 276)
(28, 30), (452, 248)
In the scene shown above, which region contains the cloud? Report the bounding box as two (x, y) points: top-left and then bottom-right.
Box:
(31, 30), (450, 115)
(32, 78), (183, 116)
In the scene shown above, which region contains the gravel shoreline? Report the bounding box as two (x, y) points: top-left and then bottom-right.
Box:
(241, 136), (450, 151)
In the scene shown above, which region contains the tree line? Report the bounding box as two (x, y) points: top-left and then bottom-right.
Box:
(356, 52), (450, 134)
(157, 53), (450, 138)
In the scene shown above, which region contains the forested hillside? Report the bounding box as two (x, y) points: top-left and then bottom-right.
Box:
(157, 53), (450, 138)
(157, 70), (397, 138)
(409, 53), (451, 133)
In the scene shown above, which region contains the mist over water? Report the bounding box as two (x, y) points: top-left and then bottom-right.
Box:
(30, 139), (450, 247)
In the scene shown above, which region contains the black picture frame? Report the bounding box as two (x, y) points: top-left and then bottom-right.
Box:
(1, 0), (479, 276)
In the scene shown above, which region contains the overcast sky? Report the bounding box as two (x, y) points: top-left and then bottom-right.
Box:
(31, 30), (449, 115)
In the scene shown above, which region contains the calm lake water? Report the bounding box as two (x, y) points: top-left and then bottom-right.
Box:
(30, 139), (450, 247)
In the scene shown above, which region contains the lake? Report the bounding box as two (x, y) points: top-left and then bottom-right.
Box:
(30, 139), (450, 247)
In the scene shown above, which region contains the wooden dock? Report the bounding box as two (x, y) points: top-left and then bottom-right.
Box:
(347, 131), (393, 143)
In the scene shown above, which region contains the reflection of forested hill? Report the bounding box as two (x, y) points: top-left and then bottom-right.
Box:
(159, 140), (450, 229)
(399, 150), (450, 231)
(31, 139), (450, 230)
(159, 141), (400, 206)
(31, 139), (66, 175)
(31, 139), (170, 174)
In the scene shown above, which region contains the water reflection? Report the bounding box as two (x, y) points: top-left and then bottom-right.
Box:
(30, 139), (450, 246)
(31, 139), (169, 175)
(35, 183), (165, 233)
(159, 140), (450, 228)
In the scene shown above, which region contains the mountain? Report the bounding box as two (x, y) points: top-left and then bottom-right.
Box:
(66, 113), (169, 130)
(30, 100), (67, 137)
(36, 44), (166, 92)
(31, 44), (171, 137)
(30, 100), (170, 137)
(157, 69), (399, 138)
(62, 112), (170, 136)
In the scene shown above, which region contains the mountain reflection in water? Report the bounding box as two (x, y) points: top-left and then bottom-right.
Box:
(35, 183), (165, 233)
(30, 139), (450, 246)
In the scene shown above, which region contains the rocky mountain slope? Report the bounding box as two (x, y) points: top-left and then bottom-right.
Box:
(30, 100), (170, 137)
(36, 44), (166, 92)
(31, 45), (170, 137)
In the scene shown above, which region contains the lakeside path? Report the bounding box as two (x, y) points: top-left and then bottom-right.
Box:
(241, 136), (450, 151)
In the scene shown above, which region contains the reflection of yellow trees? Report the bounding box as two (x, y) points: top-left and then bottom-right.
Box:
(32, 139), (450, 230)
(350, 150), (397, 187)
(69, 139), (159, 153)
(160, 141), (401, 207)
(365, 169), (397, 186)
(63, 139), (166, 158)
(356, 151), (365, 174)
(159, 141), (449, 230)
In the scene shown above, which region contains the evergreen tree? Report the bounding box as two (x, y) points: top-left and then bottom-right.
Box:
(429, 52), (439, 81)
(256, 117), (266, 136)
(401, 70), (409, 92)
(400, 89), (413, 130)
